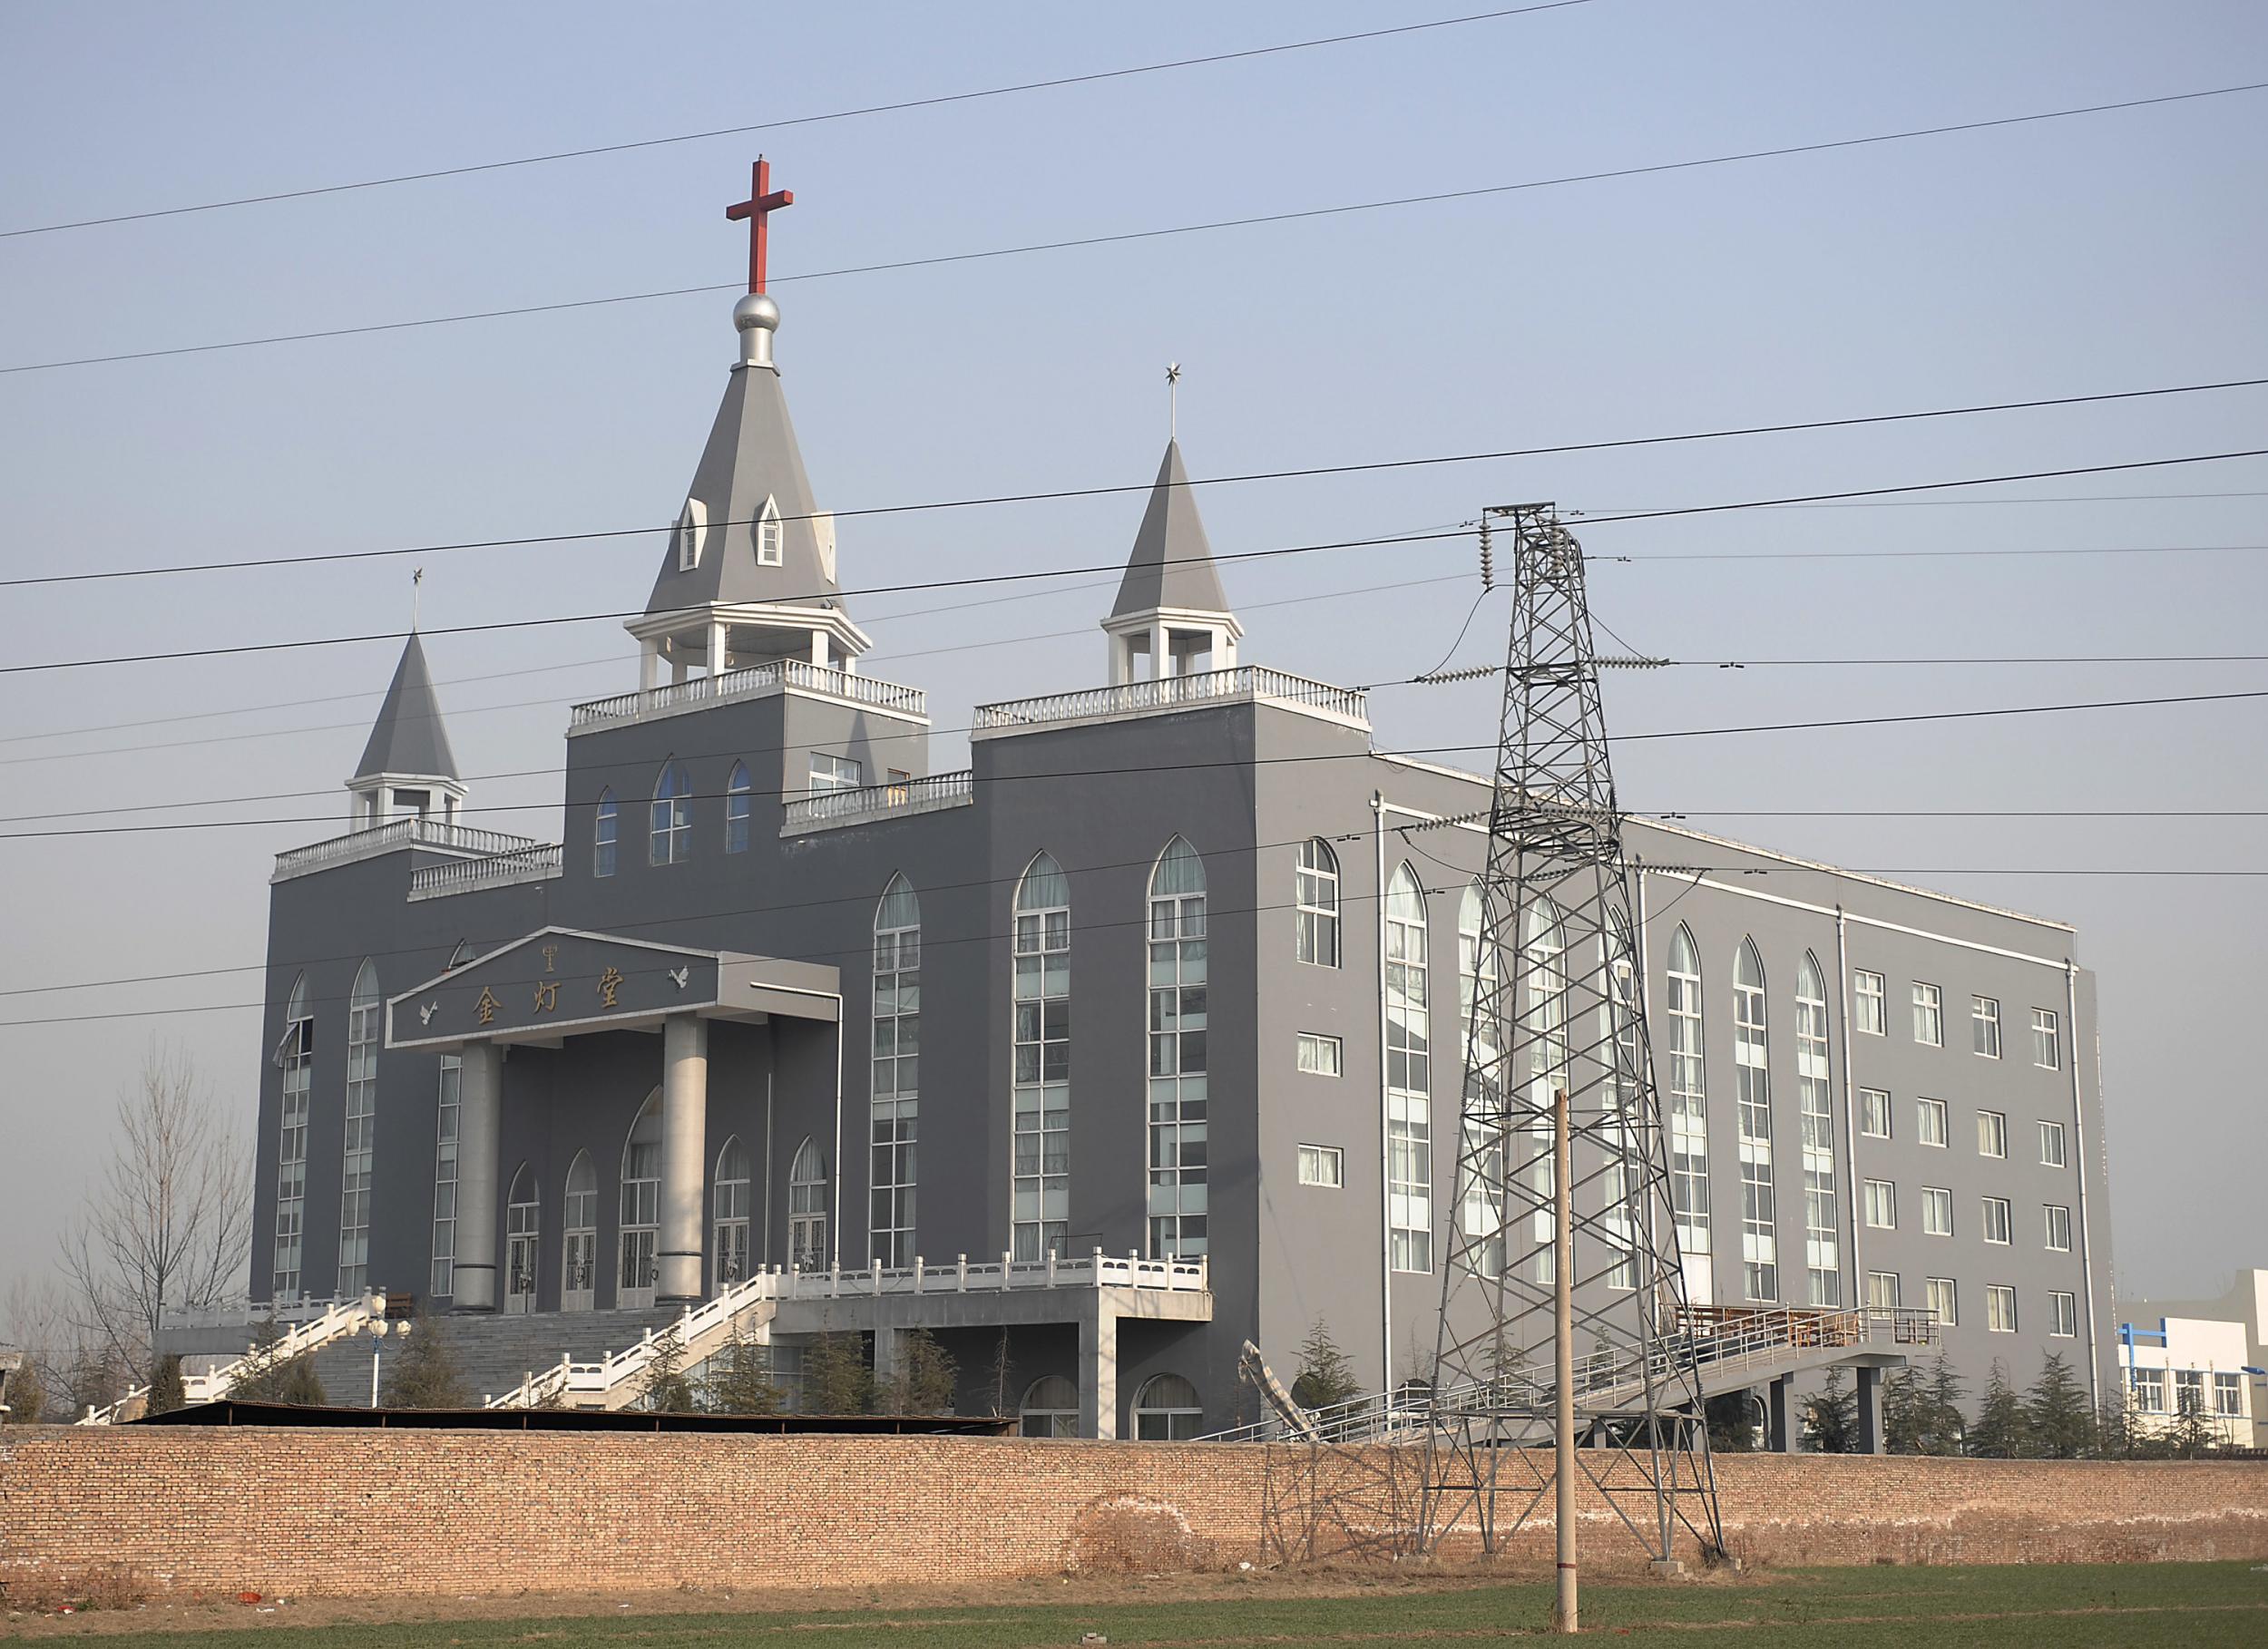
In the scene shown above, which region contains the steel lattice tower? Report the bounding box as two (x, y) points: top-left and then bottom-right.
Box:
(1418, 503), (1725, 1564)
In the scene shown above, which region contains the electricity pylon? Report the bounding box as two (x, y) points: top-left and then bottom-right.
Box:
(1419, 503), (1725, 1566)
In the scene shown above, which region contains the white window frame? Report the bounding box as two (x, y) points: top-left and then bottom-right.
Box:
(1921, 1186), (1953, 1237)
(430, 1053), (461, 1297)
(1853, 970), (1885, 1035)
(1296, 1032), (1343, 1077)
(2044, 1203), (2072, 1252)
(337, 959), (380, 1298)
(1733, 940), (1779, 1303)
(562, 1150), (598, 1312)
(1977, 1108), (2008, 1159)
(1858, 1087), (1891, 1139)
(2214, 1371), (2243, 1415)
(1971, 995), (2000, 1058)
(713, 1137), (751, 1288)
(2128, 1366), (2165, 1412)
(1146, 838), (1208, 1261)
(1384, 864), (1433, 1273)
(650, 761), (691, 866)
(756, 494), (784, 566)
(1863, 1178), (1896, 1230)
(619, 1096), (662, 1308)
(1865, 1270), (1901, 1309)
(2049, 1291), (2077, 1339)
(677, 497), (707, 571)
(1926, 1276), (1957, 1327)
(2038, 1119), (2067, 1168)
(1981, 1195), (2012, 1245)
(808, 751), (863, 795)
(1986, 1283), (2018, 1334)
(1795, 952), (1839, 1307)
(1295, 838), (1340, 968)
(273, 977), (313, 1303)
(1012, 853), (1071, 1264)
(1911, 981), (1942, 1047)
(2032, 1007), (2061, 1069)
(788, 1135), (828, 1271)
(871, 874), (920, 1270)
(1665, 926), (1713, 1264)
(1917, 1097), (1949, 1148)
(1297, 1144), (1344, 1188)
(592, 788), (618, 878)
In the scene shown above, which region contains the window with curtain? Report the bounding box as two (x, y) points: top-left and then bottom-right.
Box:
(1012, 852), (1071, 1262)
(1148, 838), (1208, 1258)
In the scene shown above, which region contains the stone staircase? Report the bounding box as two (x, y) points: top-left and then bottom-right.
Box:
(303, 1306), (695, 1406)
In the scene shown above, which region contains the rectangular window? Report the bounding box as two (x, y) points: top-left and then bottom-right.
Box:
(808, 752), (863, 794)
(1926, 1276), (1957, 1326)
(1295, 1032), (1343, 1077)
(1147, 863), (1209, 1260)
(1977, 1108), (2007, 1158)
(2038, 1119), (2067, 1168)
(1986, 1284), (2018, 1333)
(429, 1054), (462, 1297)
(2049, 1291), (2077, 1338)
(1863, 1179), (1896, 1230)
(1854, 970), (1885, 1035)
(1921, 1186), (1953, 1237)
(2044, 1204), (2072, 1251)
(1981, 1195), (2012, 1244)
(2174, 1369), (2205, 1414)
(1917, 1097), (1948, 1147)
(1912, 981), (1942, 1046)
(1384, 883), (1432, 1273)
(2214, 1371), (2243, 1416)
(1866, 1270), (1901, 1310)
(1858, 1088), (1891, 1138)
(2032, 1007), (2060, 1069)
(1972, 995), (2001, 1059)
(1297, 1144), (1344, 1188)
(2128, 1367), (2165, 1412)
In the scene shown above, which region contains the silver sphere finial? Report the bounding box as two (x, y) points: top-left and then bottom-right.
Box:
(733, 293), (781, 369)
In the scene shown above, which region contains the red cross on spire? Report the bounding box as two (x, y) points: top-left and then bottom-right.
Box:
(725, 156), (794, 296)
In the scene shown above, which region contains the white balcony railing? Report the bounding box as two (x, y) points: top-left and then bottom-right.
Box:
(973, 665), (1368, 736)
(272, 818), (550, 883)
(779, 769), (974, 834)
(571, 659), (926, 735)
(407, 842), (564, 901)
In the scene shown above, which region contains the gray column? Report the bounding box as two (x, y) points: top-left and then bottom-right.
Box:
(1080, 1306), (1119, 1440)
(452, 1043), (503, 1312)
(658, 1014), (709, 1303)
(1855, 1365), (1884, 1455)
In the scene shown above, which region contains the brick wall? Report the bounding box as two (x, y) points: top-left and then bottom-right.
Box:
(2, 1428), (2263, 1599)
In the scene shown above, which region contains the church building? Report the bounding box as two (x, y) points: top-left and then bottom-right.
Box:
(240, 170), (2117, 1438)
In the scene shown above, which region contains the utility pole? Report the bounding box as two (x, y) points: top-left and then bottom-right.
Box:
(1554, 1086), (1578, 1634)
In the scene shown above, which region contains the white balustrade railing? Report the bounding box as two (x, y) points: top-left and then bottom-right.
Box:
(272, 818), (549, 883)
(81, 1293), (389, 1425)
(407, 842), (564, 900)
(973, 666), (1368, 733)
(571, 659), (926, 733)
(779, 769), (974, 833)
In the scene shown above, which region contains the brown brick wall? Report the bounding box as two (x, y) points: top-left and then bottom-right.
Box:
(2, 1427), (2263, 1599)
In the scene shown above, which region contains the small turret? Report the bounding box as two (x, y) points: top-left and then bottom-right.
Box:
(1102, 439), (1242, 685)
(347, 630), (464, 828)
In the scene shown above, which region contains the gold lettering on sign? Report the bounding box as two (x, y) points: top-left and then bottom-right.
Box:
(474, 987), (501, 1026)
(533, 980), (559, 1014)
(542, 944), (560, 973)
(596, 966), (624, 1009)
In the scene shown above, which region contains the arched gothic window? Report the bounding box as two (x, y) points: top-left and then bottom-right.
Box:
(273, 974), (312, 1302)
(1020, 1374), (1080, 1439)
(592, 788), (618, 879)
(1455, 883), (1506, 1279)
(1795, 951), (1840, 1306)
(1295, 838), (1340, 967)
(505, 1162), (540, 1314)
(431, 1052), (462, 1297)
(338, 959), (380, 1297)
(1598, 909), (1641, 1290)
(872, 874), (920, 1267)
(562, 1150), (598, 1312)
(620, 1093), (662, 1307)
(725, 761), (752, 854)
(756, 494), (785, 567)
(650, 761), (692, 866)
(1734, 939), (1779, 1302)
(1384, 864), (1432, 1273)
(1012, 852), (1070, 1262)
(677, 497), (706, 571)
(1132, 1371), (1203, 1440)
(714, 1137), (750, 1289)
(788, 1136), (828, 1270)
(1148, 838), (1208, 1259)
(1665, 926), (1714, 1283)
(1520, 899), (1568, 1283)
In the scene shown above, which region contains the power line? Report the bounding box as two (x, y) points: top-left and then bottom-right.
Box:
(13, 373), (2262, 591)
(11, 445), (2268, 679)
(1600, 543), (2268, 564)
(0, 5), (1593, 239)
(10, 79), (2262, 376)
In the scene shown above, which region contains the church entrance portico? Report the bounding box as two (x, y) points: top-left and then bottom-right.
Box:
(387, 927), (841, 1314)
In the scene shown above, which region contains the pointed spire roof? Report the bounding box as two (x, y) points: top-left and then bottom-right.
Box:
(354, 631), (459, 782)
(1111, 439), (1230, 619)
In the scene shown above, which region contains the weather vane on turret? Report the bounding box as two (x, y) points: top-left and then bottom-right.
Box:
(1167, 362), (1182, 440)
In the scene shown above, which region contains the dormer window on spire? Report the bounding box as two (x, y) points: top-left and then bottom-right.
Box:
(677, 500), (708, 571)
(757, 496), (784, 567)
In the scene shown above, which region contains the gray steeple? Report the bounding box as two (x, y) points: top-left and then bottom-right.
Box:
(1110, 440), (1230, 619)
(354, 630), (459, 783)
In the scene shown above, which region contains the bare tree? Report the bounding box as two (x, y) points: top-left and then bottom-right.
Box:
(59, 1043), (252, 1389)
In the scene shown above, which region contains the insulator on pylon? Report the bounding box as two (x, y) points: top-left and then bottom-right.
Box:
(1477, 520), (1494, 590)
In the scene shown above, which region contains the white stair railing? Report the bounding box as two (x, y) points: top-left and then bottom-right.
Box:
(79, 1294), (389, 1425)
(483, 1273), (779, 1411)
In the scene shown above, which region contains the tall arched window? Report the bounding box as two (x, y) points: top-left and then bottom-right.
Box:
(592, 788), (618, 878)
(273, 974), (312, 1303)
(620, 1093), (662, 1307)
(1795, 951), (1840, 1306)
(1384, 864), (1432, 1273)
(714, 1137), (750, 1288)
(1599, 910), (1642, 1290)
(1295, 838), (1340, 967)
(1020, 1374), (1080, 1438)
(338, 959), (380, 1297)
(1455, 883), (1506, 1279)
(1132, 1371), (1203, 1440)
(788, 1136), (828, 1269)
(1012, 852), (1070, 1262)
(1734, 938), (1778, 1303)
(1665, 926), (1713, 1288)
(756, 494), (785, 567)
(505, 1163), (540, 1314)
(650, 761), (692, 866)
(431, 1053), (462, 1297)
(872, 874), (920, 1267)
(725, 761), (752, 854)
(1148, 837), (1208, 1259)
(562, 1150), (598, 1312)
(1520, 898), (1568, 1284)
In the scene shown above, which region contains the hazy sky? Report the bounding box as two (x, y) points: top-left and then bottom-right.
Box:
(3, 1), (2263, 1314)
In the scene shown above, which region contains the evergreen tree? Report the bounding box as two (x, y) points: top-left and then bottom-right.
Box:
(703, 1321), (784, 1415)
(2095, 1389), (2137, 1459)
(231, 1317), (324, 1404)
(884, 1327), (959, 1414)
(801, 1330), (875, 1415)
(1, 1359), (47, 1423)
(1289, 1317), (1364, 1411)
(1706, 1390), (1761, 1452)
(279, 1353), (327, 1406)
(145, 1353), (188, 1416)
(636, 1322), (699, 1414)
(1966, 1360), (2028, 1458)
(377, 1307), (472, 1410)
(1922, 1352), (1969, 1456)
(2162, 1400), (2219, 1459)
(2024, 1351), (2095, 1459)
(1881, 1368), (1928, 1454)
(1802, 1368), (1862, 1453)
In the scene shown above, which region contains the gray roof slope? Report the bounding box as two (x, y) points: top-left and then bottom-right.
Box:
(354, 631), (459, 781)
(646, 362), (841, 617)
(1110, 439), (1232, 619)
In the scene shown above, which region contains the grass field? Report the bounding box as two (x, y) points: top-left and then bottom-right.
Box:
(12, 1563), (2267, 1647)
